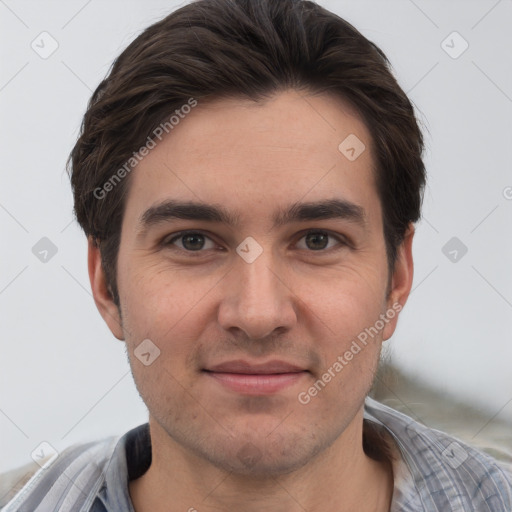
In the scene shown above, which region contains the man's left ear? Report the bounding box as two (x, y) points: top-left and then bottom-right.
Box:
(382, 223), (415, 341)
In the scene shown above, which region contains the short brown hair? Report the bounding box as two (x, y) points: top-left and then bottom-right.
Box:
(68, 0), (426, 306)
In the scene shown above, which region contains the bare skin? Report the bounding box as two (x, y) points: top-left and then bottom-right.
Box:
(89, 89), (414, 511)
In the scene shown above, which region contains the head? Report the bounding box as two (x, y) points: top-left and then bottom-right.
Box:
(70, 0), (425, 475)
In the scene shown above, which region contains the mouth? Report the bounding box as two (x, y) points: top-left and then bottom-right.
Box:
(202, 359), (309, 395)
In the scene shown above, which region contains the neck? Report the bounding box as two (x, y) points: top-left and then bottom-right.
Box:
(129, 408), (394, 512)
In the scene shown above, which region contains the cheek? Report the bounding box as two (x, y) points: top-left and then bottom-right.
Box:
(121, 276), (204, 415)
(296, 284), (384, 415)
(119, 262), (207, 332)
(118, 265), (222, 384)
(299, 270), (388, 394)
(305, 265), (387, 333)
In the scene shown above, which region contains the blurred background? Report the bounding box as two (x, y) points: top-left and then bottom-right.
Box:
(1, 0), (511, 490)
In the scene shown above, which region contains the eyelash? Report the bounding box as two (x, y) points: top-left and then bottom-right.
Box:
(162, 229), (350, 256)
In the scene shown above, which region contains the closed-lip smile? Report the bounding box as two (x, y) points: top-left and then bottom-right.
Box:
(203, 359), (308, 394)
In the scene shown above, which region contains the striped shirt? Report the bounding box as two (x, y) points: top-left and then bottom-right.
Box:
(2, 397), (511, 511)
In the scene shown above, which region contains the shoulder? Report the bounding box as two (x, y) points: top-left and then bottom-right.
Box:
(1, 436), (119, 512)
(364, 397), (512, 511)
(0, 461), (39, 509)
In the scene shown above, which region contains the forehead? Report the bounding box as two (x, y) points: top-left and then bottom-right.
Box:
(122, 90), (379, 230)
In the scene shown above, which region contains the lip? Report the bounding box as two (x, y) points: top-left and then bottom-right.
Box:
(203, 359), (308, 395)
(204, 371), (307, 394)
(205, 359), (306, 374)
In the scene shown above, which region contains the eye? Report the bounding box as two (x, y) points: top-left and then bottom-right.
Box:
(295, 230), (347, 252)
(163, 229), (347, 254)
(164, 231), (218, 253)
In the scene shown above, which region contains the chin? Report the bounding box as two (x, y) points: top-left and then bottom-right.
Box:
(199, 430), (327, 478)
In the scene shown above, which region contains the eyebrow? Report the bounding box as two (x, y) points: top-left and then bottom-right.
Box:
(139, 198), (366, 232)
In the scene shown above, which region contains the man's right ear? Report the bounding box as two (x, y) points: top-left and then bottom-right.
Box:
(87, 237), (125, 340)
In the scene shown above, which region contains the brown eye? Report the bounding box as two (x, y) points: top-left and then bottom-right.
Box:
(165, 231), (217, 252)
(296, 230), (346, 252)
(180, 233), (206, 251)
(305, 232), (329, 250)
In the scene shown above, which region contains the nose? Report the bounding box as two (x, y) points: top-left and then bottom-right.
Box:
(217, 246), (298, 341)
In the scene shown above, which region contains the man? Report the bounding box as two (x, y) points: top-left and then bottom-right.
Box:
(2, 0), (511, 510)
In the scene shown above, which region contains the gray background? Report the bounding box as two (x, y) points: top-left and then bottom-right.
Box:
(1, 0), (511, 473)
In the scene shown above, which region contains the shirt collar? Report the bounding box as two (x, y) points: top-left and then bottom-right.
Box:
(96, 423), (151, 511)
(97, 402), (408, 511)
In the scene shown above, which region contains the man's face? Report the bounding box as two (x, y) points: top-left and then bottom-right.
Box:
(95, 90), (410, 475)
